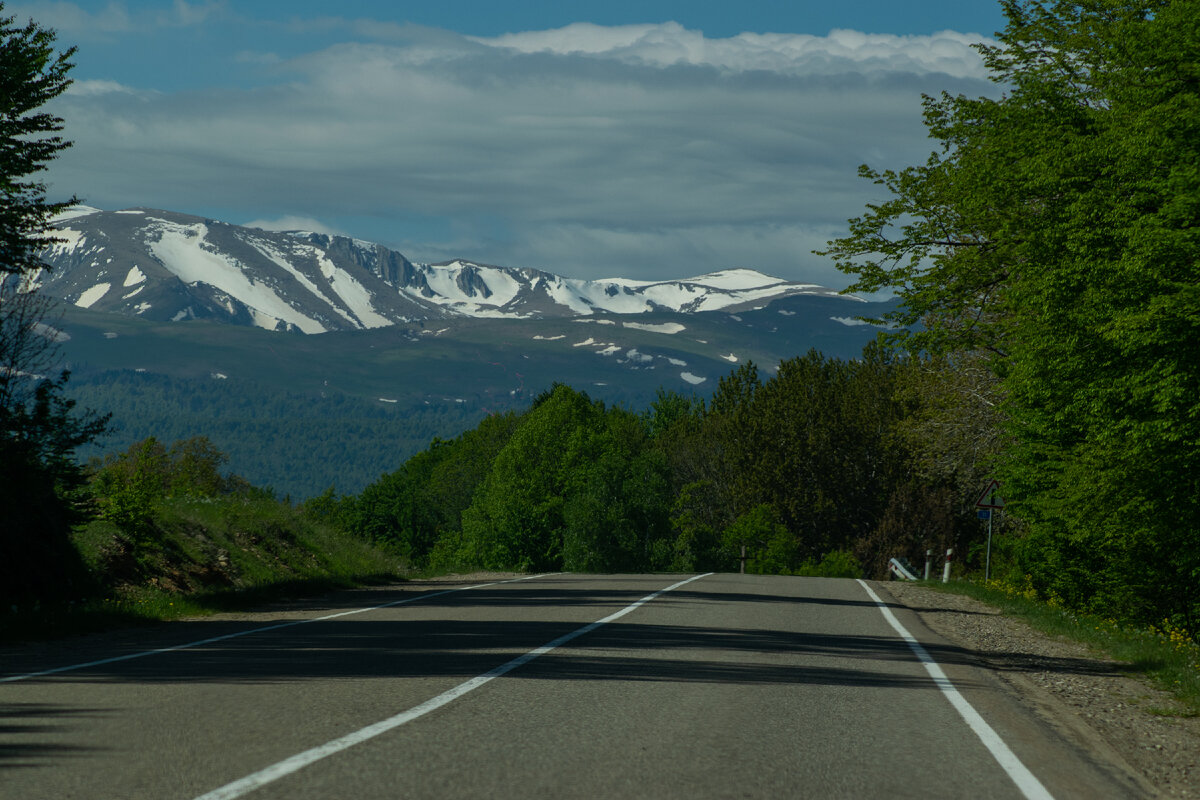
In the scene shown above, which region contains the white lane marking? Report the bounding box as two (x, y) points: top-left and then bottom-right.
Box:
(0, 575), (552, 684)
(193, 573), (713, 800)
(857, 579), (1055, 800)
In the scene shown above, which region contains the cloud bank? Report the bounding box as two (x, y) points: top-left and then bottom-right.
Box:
(42, 18), (998, 284)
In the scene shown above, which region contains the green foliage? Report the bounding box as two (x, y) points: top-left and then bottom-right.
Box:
(408, 385), (679, 573)
(91, 437), (168, 542)
(2, 491), (404, 640)
(703, 348), (911, 570)
(668, 480), (733, 572)
(168, 436), (227, 497)
(793, 550), (862, 579)
(0, 4), (77, 277)
(723, 504), (794, 574)
(822, 0), (1200, 631)
(559, 407), (672, 572)
(349, 347), (957, 579)
(90, 435), (255, 558)
(460, 386), (602, 570)
(336, 411), (522, 567)
(0, 10), (109, 604)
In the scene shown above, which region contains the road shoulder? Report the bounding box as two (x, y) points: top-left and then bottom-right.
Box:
(880, 581), (1200, 799)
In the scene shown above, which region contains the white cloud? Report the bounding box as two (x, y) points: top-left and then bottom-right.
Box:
(475, 22), (993, 79)
(44, 21), (999, 283)
(65, 79), (149, 97)
(243, 216), (347, 237)
(5, 1), (225, 36)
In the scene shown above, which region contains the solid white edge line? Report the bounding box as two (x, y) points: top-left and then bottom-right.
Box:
(856, 579), (1055, 800)
(0, 574), (553, 684)
(192, 572), (714, 800)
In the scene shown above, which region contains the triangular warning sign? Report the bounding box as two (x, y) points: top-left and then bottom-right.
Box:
(975, 479), (1005, 509)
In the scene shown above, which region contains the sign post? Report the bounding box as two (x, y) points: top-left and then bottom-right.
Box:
(975, 480), (1005, 580)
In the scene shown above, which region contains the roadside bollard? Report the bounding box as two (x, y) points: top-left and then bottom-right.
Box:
(942, 548), (953, 583)
(924, 549), (932, 581)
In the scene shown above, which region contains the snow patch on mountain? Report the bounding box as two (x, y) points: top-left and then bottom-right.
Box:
(623, 321), (685, 334)
(314, 252), (392, 329)
(626, 349), (654, 364)
(147, 218), (326, 333)
(247, 239), (358, 328)
(46, 227), (87, 257)
(76, 283), (110, 308)
(51, 205), (102, 223)
(33, 322), (70, 342)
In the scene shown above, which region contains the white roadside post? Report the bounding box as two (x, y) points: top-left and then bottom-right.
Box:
(942, 548), (952, 583)
(924, 549), (932, 581)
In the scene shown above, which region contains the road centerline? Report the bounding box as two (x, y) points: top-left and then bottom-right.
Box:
(191, 572), (714, 800)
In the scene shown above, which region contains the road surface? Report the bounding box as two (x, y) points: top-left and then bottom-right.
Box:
(0, 573), (1143, 798)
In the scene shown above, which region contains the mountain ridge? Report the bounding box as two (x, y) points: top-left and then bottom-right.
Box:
(32, 206), (859, 334)
(26, 206), (894, 497)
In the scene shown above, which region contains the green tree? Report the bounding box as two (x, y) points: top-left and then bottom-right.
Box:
(722, 504), (793, 574)
(168, 435), (228, 497)
(0, 7), (107, 604)
(822, 0), (1200, 629)
(91, 437), (170, 544)
(457, 386), (674, 573)
(460, 386), (600, 570)
(560, 407), (671, 572)
(344, 411), (522, 567)
(0, 4), (76, 277)
(702, 349), (906, 570)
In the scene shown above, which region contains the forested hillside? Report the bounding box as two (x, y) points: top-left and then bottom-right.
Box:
(313, 349), (991, 581)
(65, 369), (490, 498)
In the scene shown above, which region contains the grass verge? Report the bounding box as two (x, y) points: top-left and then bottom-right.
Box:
(924, 579), (1200, 716)
(1, 495), (408, 644)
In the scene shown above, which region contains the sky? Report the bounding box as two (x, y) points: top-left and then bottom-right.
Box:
(10, 0), (1009, 287)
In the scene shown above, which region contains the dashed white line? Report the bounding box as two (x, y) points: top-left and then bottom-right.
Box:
(192, 573), (713, 800)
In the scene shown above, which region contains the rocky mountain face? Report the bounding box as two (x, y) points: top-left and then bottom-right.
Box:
(31, 207), (857, 333)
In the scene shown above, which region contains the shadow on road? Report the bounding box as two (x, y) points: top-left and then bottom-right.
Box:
(0, 703), (108, 769)
(0, 574), (1135, 772)
(0, 577), (1128, 688)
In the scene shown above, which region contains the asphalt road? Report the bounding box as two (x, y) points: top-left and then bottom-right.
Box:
(0, 573), (1143, 799)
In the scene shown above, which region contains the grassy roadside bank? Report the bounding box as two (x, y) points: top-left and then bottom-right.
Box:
(1, 495), (407, 643)
(924, 579), (1200, 716)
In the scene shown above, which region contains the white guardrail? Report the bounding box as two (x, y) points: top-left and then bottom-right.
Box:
(887, 557), (919, 581)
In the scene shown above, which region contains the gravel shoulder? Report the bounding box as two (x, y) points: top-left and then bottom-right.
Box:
(881, 581), (1200, 799)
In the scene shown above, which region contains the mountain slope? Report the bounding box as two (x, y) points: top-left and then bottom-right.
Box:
(34, 207), (856, 332)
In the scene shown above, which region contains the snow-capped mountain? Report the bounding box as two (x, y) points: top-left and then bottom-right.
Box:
(31, 206), (854, 334)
